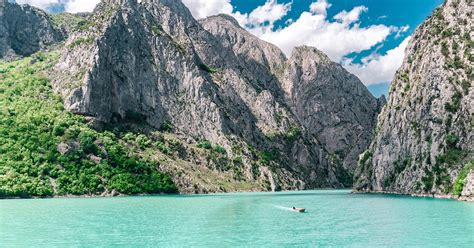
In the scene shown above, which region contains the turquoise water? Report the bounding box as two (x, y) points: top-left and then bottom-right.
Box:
(1, 190), (473, 247)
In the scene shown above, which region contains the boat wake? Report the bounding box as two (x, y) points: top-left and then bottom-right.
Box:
(273, 205), (294, 211)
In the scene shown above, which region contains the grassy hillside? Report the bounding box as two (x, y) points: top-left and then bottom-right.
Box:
(0, 52), (177, 198)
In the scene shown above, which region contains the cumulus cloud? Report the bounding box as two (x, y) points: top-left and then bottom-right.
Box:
(244, 0), (291, 26)
(15, 0), (58, 9)
(15, 0), (99, 13)
(342, 36), (411, 85)
(249, 1), (394, 63)
(181, 0), (234, 20)
(333, 6), (368, 25)
(63, 0), (100, 13)
(309, 0), (331, 16)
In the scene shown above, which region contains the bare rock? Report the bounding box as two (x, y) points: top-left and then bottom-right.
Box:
(354, 0), (473, 197)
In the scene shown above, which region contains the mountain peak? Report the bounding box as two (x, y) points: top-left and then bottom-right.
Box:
(291, 45), (332, 65)
(102, 0), (137, 5)
(206, 14), (242, 28)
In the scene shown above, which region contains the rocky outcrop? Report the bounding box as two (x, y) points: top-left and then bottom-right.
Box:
(354, 0), (473, 199)
(49, 0), (382, 192)
(280, 46), (385, 180)
(201, 15), (384, 184)
(0, 0), (66, 59)
(459, 170), (474, 201)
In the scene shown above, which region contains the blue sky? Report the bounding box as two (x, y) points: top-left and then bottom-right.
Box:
(13, 0), (443, 97)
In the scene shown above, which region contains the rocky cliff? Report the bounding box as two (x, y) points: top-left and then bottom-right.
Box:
(354, 0), (473, 200)
(200, 15), (385, 181)
(0, 0), (67, 59)
(2, 0), (383, 195)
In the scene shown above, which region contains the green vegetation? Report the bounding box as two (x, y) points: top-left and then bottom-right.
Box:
(445, 134), (460, 148)
(441, 41), (449, 57)
(248, 146), (279, 166)
(422, 170), (434, 192)
(411, 121), (421, 139)
(441, 29), (453, 38)
(403, 83), (411, 92)
(249, 80), (264, 94)
(461, 80), (470, 95)
(452, 40), (459, 51)
(359, 151), (372, 166)
(151, 25), (163, 35)
(213, 146), (227, 155)
(448, 55), (464, 69)
(159, 120), (174, 132)
(69, 36), (95, 49)
(434, 133), (468, 168)
(433, 8), (443, 21)
(0, 52), (177, 198)
(453, 161), (474, 196)
(444, 90), (462, 113)
(75, 20), (94, 32)
(198, 63), (218, 74)
(50, 13), (86, 32)
(284, 127), (302, 142)
(436, 147), (468, 166)
(197, 140), (213, 150)
(383, 157), (411, 188)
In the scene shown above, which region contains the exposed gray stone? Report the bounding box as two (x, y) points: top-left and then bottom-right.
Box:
(48, 0), (383, 191)
(460, 170), (474, 201)
(354, 0), (473, 198)
(0, 0), (66, 59)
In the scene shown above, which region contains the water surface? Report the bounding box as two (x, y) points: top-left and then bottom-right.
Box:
(1, 190), (473, 247)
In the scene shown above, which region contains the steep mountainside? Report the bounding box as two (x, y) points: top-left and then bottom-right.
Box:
(0, 0), (66, 59)
(1, 0), (383, 197)
(280, 46), (385, 175)
(354, 0), (473, 200)
(200, 15), (384, 181)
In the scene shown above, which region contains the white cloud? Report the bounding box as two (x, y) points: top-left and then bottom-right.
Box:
(64, 0), (100, 13)
(245, 0), (291, 25)
(395, 25), (409, 38)
(234, 0), (292, 35)
(15, 0), (58, 9)
(251, 1), (393, 62)
(342, 36), (411, 85)
(310, 0), (331, 16)
(181, 0), (234, 20)
(15, 0), (99, 13)
(333, 6), (367, 25)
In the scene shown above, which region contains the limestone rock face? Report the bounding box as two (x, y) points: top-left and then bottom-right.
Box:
(50, 0), (382, 191)
(281, 46), (385, 177)
(201, 15), (384, 184)
(0, 0), (65, 59)
(354, 0), (473, 198)
(460, 171), (474, 201)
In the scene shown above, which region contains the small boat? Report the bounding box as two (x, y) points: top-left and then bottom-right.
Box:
(292, 207), (305, 213)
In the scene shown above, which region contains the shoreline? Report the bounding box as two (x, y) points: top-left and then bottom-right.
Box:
(0, 188), (351, 200)
(2, 188), (473, 202)
(351, 190), (474, 202)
